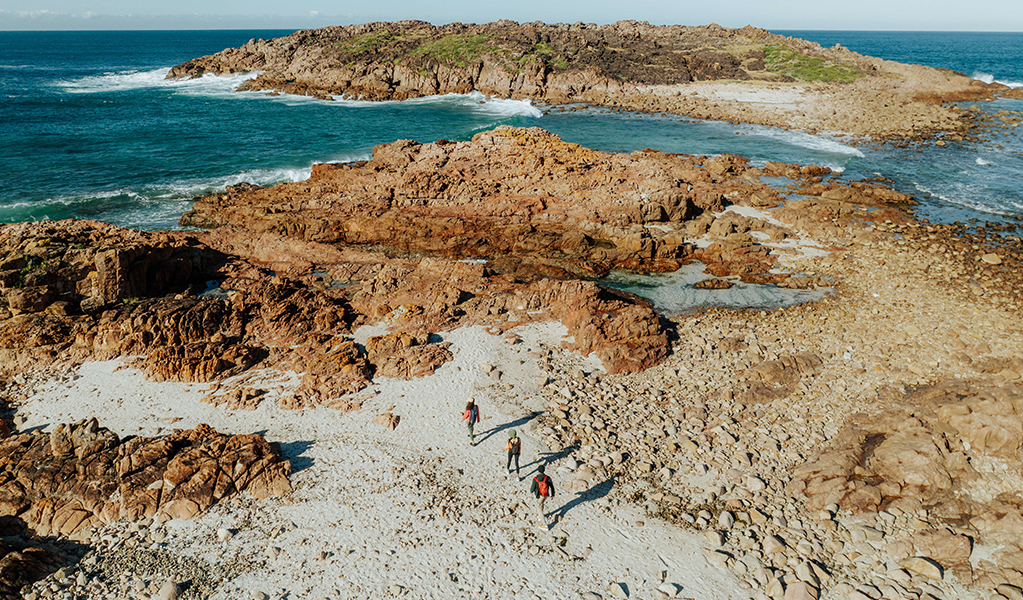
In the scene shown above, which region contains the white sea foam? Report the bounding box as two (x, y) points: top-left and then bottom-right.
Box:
(58, 68), (258, 95)
(746, 126), (865, 158)
(913, 182), (1009, 216)
(976, 157), (993, 166)
(335, 91), (543, 118)
(972, 71), (1023, 89)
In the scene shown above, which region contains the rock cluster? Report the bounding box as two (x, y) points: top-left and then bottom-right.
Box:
(794, 380), (1023, 590)
(0, 419), (291, 538)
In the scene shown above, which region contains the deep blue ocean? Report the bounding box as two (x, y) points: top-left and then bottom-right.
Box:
(0, 29), (1021, 230)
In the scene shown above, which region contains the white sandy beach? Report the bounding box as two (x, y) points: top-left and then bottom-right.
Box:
(18, 322), (744, 600)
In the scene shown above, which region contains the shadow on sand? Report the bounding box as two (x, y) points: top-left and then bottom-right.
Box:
(550, 474), (618, 522)
(476, 410), (543, 445)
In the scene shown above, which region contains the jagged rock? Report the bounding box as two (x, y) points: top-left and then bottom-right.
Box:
(0, 421), (291, 537)
(180, 127), (709, 280)
(203, 387), (267, 410)
(366, 330), (452, 379)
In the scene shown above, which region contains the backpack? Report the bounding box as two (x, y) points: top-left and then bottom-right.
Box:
(535, 475), (549, 497)
(507, 437), (520, 453)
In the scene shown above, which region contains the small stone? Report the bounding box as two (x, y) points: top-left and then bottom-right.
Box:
(794, 561), (819, 585)
(608, 582), (630, 598)
(217, 528), (233, 542)
(388, 584), (403, 596)
(849, 525), (884, 542)
(251, 593), (269, 600)
(657, 582), (679, 598)
(582, 593), (604, 600)
(898, 556), (943, 580)
(718, 511), (735, 529)
(765, 577), (784, 598)
(783, 580), (819, 600)
(76, 572), (87, 587)
(763, 535), (786, 554)
(982, 253), (1002, 265)
(157, 579), (180, 600)
(704, 549), (730, 567)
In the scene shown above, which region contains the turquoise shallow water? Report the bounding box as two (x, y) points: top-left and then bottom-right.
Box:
(0, 29), (1021, 230)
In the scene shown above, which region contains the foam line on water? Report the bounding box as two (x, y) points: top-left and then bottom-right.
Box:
(57, 68), (258, 95)
(740, 124), (865, 158)
(973, 72), (1023, 89)
(913, 182), (1010, 217)
(334, 91), (543, 118)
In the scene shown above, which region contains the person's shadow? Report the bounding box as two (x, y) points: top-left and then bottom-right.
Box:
(549, 474), (618, 522)
(520, 441), (580, 474)
(475, 410), (543, 444)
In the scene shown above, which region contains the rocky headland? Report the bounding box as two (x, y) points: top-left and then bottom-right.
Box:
(167, 20), (1021, 140)
(3, 127), (1023, 599)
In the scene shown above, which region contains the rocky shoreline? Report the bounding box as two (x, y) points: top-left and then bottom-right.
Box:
(166, 20), (1021, 141)
(3, 127), (1023, 599)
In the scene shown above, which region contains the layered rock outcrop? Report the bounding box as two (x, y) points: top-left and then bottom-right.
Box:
(0, 419), (291, 538)
(181, 127), (718, 279)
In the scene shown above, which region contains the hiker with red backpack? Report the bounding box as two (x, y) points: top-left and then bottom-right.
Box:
(531, 463), (555, 527)
(462, 399), (481, 446)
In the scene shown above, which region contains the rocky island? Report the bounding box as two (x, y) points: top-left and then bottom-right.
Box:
(2, 23), (1023, 600)
(168, 20), (1022, 140)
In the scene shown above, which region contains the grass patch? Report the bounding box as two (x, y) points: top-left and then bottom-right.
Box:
(336, 30), (395, 55)
(13, 255), (56, 289)
(763, 43), (863, 83)
(412, 33), (500, 67)
(512, 41), (569, 71)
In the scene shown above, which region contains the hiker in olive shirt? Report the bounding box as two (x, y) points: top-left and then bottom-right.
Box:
(506, 429), (521, 477)
(530, 463), (555, 527)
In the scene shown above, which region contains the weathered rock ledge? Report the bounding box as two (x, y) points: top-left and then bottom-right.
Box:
(167, 20), (1009, 140)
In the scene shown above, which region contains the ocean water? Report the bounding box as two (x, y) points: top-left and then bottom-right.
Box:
(0, 29), (1021, 231)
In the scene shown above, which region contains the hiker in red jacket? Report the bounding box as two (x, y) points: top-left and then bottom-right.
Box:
(462, 399), (481, 446)
(530, 463), (555, 527)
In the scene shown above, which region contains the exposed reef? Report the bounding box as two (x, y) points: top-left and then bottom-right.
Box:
(168, 20), (1011, 140)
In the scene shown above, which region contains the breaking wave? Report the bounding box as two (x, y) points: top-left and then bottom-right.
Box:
(57, 68), (258, 95)
(972, 72), (1023, 88)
